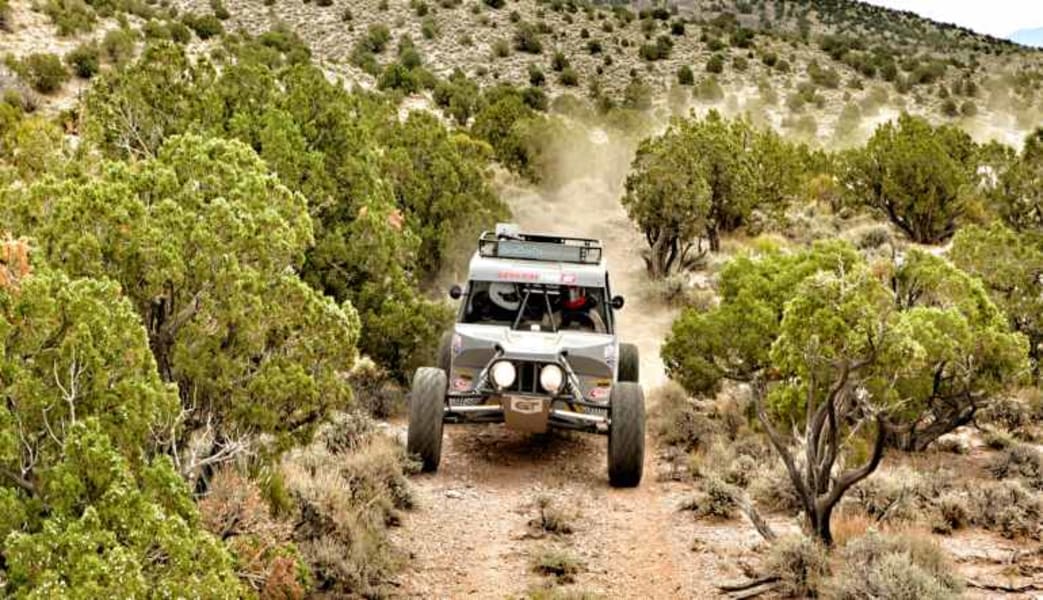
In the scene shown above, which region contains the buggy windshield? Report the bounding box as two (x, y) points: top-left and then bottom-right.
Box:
(462, 281), (610, 334)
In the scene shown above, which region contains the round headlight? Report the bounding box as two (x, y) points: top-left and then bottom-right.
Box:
(490, 361), (516, 389)
(539, 364), (564, 393)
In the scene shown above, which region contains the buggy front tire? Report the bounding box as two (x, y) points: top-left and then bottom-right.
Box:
(608, 382), (645, 487)
(408, 367), (446, 472)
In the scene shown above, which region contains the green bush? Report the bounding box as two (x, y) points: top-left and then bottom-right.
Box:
(622, 79), (651, 110)
(102, 27), (137, 65)
(551, 50), (568, 71)
(65, 42), (101, 78)
(528, 64), (545, 86)
(730, 27), (755, 48)
(210, 0), (230, 18)
(706, 53), (724, 73)
(491, 38), (510, 58)
(513, 22), (542, 53)
(694, 76), (723, 101)
(843, 114), (979, 244)
(638, 34), (672, 60)
(677, 65), (694, 85)
(42, 0), (96, 36)
(559, 67), (578, 86)
(362, 23), (391, 52)
(168, 21), (192, 44)
(142, 19), (171, 39)
(0, 0), (10, 32)
(680, 476), (738, 518)
(0, 249), (243, 598)
(808, 60), (840, 88)
(183, 13), (223, 39)
(471, 87), (541, 177)
(377, 63), (423, 94)
(22, 53), (69, 94)
(420, 16), (438, 39)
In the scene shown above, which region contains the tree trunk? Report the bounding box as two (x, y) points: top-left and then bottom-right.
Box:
(647, 230), (670, 278)
(885, 406), (977, 452)
(812, 501), (836, 546)
(707, 225), (721, 253)
(148, 296), (174, 382)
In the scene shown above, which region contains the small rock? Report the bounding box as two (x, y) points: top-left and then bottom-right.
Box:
(445, 489), (464, 499)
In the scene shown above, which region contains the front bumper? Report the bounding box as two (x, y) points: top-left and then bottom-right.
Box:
(444, 400), (609, 434)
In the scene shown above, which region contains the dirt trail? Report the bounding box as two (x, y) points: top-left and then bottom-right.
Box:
(390, 126), (726, 598)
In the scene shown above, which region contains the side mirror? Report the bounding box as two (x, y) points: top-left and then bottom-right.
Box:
(611, 295), (625, 310)
(449, 284), (463, 300)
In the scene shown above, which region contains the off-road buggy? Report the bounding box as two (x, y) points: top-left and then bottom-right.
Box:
(407, 224), (645, 487)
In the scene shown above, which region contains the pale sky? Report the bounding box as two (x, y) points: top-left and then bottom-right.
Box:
(861, 1), (1043, 38)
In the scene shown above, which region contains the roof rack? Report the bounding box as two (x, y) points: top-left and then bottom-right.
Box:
(478, 224), (603, 265)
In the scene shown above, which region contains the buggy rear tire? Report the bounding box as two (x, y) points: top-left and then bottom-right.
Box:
(618, 343), (640, 383)
(608, 382), (645, 487)
(408, 367), (446, 472)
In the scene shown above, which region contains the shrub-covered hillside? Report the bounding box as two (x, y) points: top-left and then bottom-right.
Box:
(4, 0), (1043, 145)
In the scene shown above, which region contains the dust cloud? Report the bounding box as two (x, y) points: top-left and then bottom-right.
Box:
(495, 116), (679, 389)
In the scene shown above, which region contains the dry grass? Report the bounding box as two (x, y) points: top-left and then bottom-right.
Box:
(198, 468), (306, 598)
(679, 475), (739, 520)
(765, 535), (830, 598)
(518, 584), (602, 599)
(827, 532), (963, 600)
(987, 444), (1043, 490)
(830, 511), (876, 548)
(968, 479), (1042, 539)
(530, 546), (584, 584)
(529, 494), (576, 536)
(348, 357), (407, 419)
(280, 414), (418, 596)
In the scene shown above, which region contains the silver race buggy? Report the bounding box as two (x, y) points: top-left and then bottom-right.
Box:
(407, 224), (645, 487)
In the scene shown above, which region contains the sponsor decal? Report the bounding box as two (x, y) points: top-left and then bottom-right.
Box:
(497, 270), (539, 281)
(452, 378), (471, 392)
(560, 273), (577, 284)
(589, 386), (611, 400)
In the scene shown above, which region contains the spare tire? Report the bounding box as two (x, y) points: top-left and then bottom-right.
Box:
(618, 343), (639, 383)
